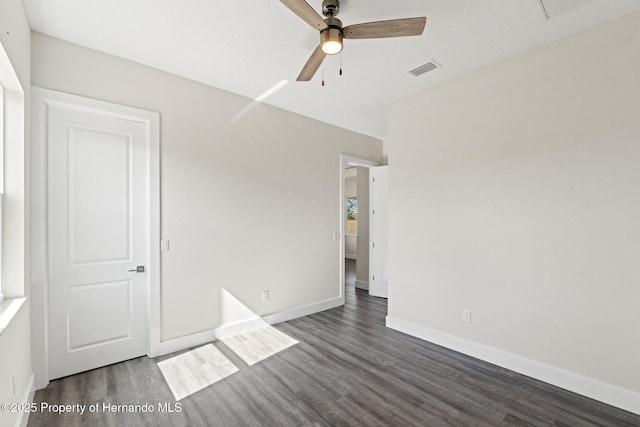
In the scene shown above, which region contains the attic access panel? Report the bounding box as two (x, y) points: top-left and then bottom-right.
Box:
(538, 0), (593, 19)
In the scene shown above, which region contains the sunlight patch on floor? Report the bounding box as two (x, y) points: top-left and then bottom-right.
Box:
(222, 325), (298, 366)
(157, 344), (239, 400)
(157, 289), (300, 400)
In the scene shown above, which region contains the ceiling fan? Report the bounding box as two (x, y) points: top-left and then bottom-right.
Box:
(279, 0), (427, 81)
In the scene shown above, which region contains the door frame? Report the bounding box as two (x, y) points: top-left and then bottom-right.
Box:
(368, 165), (389, 298)
(30, 87), (161, 389)
(339, 155), (379, 305)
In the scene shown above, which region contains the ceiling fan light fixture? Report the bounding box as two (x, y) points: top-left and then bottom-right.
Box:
(321, 39), (342, 55)
(320, 22), (343, 55)
(282, 0), (427, 81)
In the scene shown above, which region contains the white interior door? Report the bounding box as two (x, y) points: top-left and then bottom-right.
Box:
(369, 166), (389, 298)
(47, 100), (150, 380)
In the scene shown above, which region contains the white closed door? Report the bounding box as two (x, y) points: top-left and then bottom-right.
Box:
(369, 166), (389, 298)
(47, 100), (149, 380)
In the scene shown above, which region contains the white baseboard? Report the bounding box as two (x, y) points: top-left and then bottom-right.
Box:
(16, 374), (35, 427)
(149, 297), (343, 358)
(263, 296), (343, 325)
(149, 317), (267, 357)
(355, 280), (369, 290)
(386, 316), (640, 416)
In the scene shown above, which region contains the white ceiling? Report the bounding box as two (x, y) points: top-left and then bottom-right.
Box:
(24, 0), (640, 139)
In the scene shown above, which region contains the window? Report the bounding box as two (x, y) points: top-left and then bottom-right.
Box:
(346, 197), (357, 236)
(0, 193), (3, 303)
(0, 38), (27, 331)
(0, 84), (4, 303)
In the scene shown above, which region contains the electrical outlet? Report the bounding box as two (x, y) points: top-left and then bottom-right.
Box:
(262, 290), (269, 302)
(462, 310), (471, 323)
(160, 240), (170, 251)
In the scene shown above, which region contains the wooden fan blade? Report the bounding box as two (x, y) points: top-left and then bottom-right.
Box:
(297, 45), (326, 81)
(343, 17), (426, 39)
(280, 0), (328, 31)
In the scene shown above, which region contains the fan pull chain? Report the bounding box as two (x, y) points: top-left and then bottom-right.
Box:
(340, 53), (343, 76)
(322, 62), (325, 87)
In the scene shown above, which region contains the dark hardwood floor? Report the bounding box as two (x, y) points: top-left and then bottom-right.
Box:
(29, 259), (640, 426)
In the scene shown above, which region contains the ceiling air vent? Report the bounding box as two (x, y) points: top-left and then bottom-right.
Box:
(409, 61), (439, 77)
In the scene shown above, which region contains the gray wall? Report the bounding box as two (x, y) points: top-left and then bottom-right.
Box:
(387, 11), (640, 398)
(355, 166), (370, 289)
(31, 32), (383, 341)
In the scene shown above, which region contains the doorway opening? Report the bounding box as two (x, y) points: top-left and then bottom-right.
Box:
(339, 155), (378, 305)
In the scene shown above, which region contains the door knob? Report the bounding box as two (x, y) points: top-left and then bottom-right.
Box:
(128, 265), (145, 273)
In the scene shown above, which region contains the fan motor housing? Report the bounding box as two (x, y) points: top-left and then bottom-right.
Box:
(320, 16), (343, 54)
(322, 0), (340, 17)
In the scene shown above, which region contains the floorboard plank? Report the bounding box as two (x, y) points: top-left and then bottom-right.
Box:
(29, 260), (640, 426)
